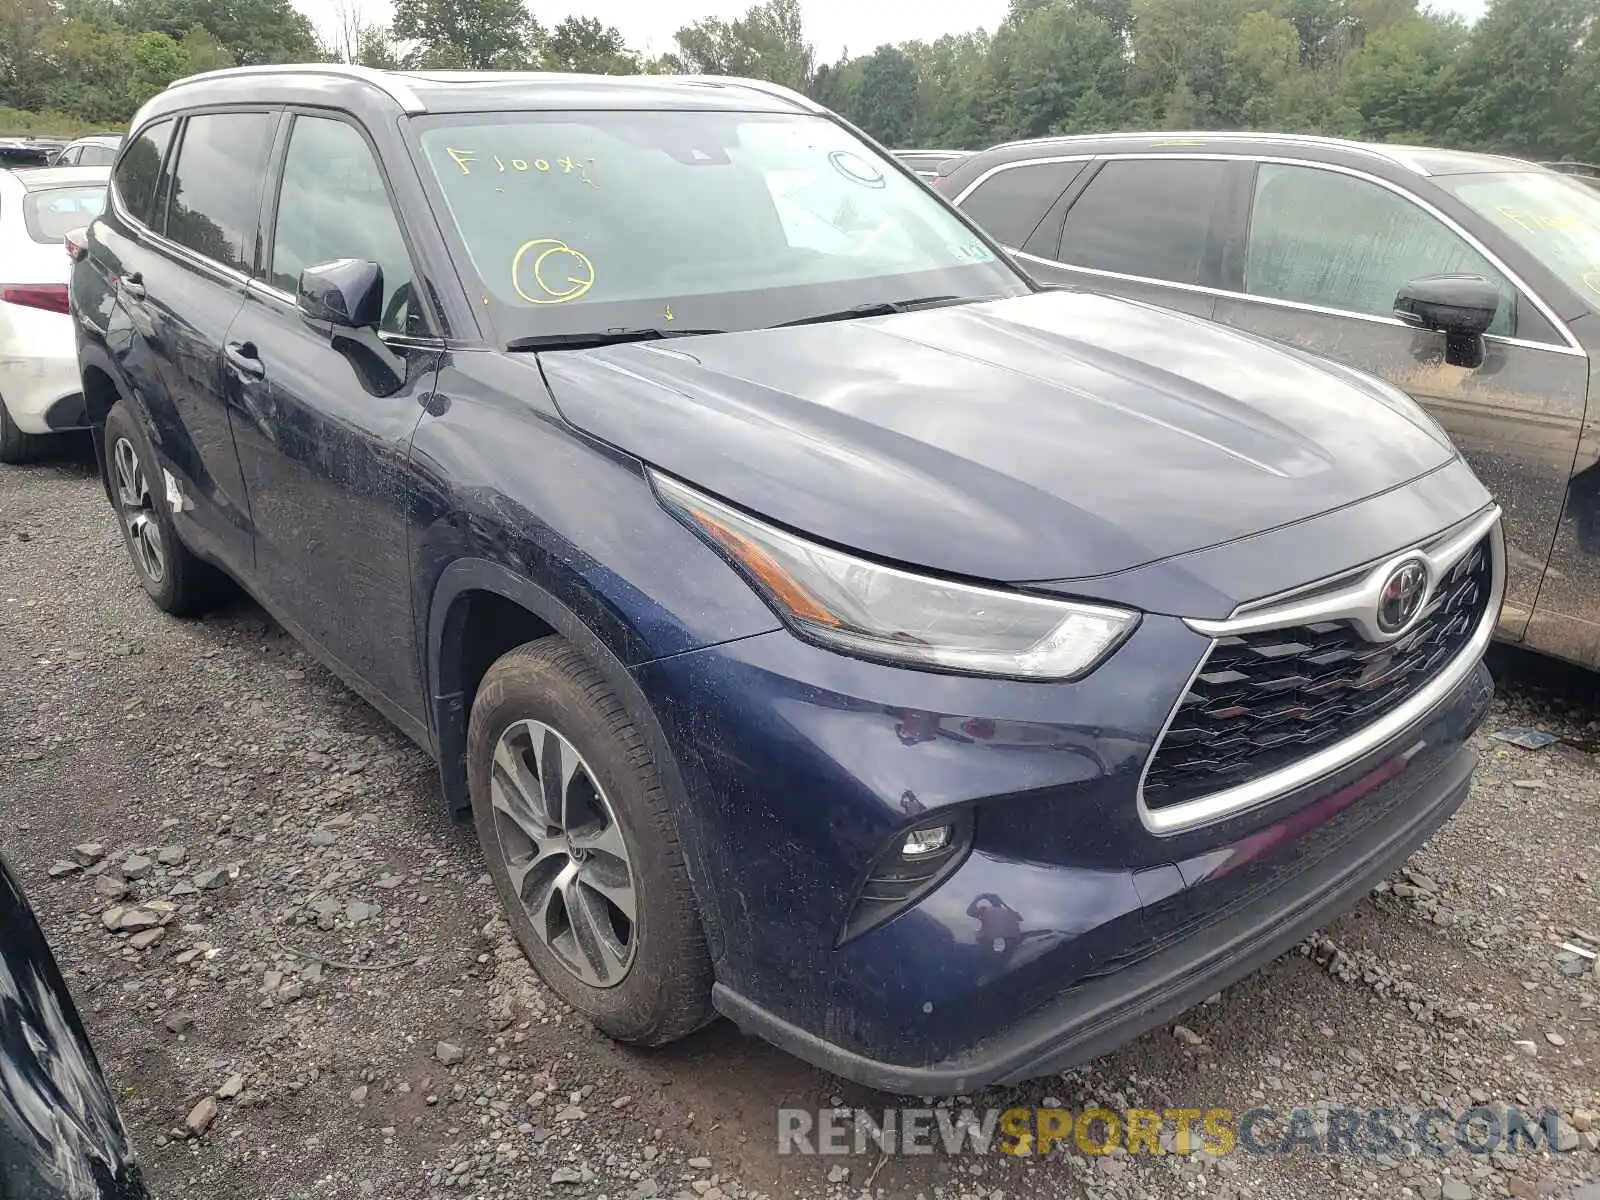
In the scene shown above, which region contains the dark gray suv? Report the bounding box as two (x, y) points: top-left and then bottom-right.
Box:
(939, 132), (1600, 671)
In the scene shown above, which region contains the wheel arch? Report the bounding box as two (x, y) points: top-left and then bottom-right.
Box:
(78, 347), (127, 505)
(425, 558), (726, 964)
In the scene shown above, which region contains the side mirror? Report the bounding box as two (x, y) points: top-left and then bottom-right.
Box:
(1393, 273), (1499, 369)
(297, 259), (383, 329)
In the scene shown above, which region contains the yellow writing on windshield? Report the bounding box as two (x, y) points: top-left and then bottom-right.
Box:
(444, 147), (597, 186)
(1497, 204), (1588, 234)
(512, 238), (595, 305)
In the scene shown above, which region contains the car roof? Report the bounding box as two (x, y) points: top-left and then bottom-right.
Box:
(140, 64), (821, 123)
(974, 131), (1538, 178)
(10, 165), (110, 190)
(68, 134), (122, 146)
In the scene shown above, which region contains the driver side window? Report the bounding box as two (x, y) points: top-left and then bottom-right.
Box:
(269, 115), (422, 336)
(1245, 162), (1515, 337)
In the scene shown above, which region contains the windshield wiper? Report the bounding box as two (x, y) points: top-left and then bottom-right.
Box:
(505, 327), (725, 352)
(773, 295), (972, 328)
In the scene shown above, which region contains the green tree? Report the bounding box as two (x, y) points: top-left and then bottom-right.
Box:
(392, 0), (535, 69)
(113, 0), (316, 65)
(539, 16), (637, 74)
(44, 12), (132, 124)
(669, 0), (813, 91)
(1342, 14), (1464, 142)
(0, 0), (63, 113)
(1449, 0), (1595, 156)
(852, 45), (919, 146)
(902, 32), (993, 147)
(987, 0), (1128, 139)
(125, 28), (187, 108)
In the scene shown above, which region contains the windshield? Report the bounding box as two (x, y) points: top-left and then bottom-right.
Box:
(1443, 170), (1600, 314)
(23, 185), (106, 243)
(414, 109), (1027, 340)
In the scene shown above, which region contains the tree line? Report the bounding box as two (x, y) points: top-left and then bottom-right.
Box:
(2, 0), (1597, 162)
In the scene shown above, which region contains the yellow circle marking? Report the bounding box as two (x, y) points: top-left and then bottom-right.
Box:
(511, 239), (595, 305)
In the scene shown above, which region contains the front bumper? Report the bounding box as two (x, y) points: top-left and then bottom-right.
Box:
(0, 355), (83, 434)
(714, 663), (1488, 1092)
(634, 610), (1494, 1094)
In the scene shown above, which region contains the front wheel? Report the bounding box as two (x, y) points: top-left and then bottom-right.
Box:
(467, 637), (713, 1045)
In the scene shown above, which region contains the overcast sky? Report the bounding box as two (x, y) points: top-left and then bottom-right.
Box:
(292, 0), (1488, 65)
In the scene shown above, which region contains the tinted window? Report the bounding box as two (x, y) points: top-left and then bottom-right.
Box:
(960, 161), (1085, 249)
(165, 112), (274, 273)
(1246, 163), (1514, 336)
(78, 144), (117, 167)
(111, 120), (172, 222)
(23, 186), (107, 243)
(1058, 159), (1226, 284)
(270, 116), (420, 335)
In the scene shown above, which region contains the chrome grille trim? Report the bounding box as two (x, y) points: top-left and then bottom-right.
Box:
(1136, 507), (1504, 836)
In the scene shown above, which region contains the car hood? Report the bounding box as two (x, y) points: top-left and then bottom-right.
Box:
(538, 289), (1455, 583)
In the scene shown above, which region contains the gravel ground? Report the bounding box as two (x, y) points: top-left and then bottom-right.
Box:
(6, 448), (1600, 1200)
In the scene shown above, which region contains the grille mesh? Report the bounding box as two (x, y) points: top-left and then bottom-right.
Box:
(1143, 537), (1492, 811)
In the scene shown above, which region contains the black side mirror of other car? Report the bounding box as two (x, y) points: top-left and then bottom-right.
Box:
(298, 259), (384, 329)
(1394, 273), (1499, 369)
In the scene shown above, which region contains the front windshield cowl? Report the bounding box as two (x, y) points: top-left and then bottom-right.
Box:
(412, 107), (1030, 342)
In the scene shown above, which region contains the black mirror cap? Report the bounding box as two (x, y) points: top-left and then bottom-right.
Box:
(1393, 273), (1499, 336)
(297, 258), (383, 329)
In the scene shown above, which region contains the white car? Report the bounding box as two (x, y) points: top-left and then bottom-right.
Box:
(0, 165), (108, 462)
(51, 134), (122, 168)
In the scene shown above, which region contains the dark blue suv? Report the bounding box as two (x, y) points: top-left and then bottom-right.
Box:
(71, 65), (1501, 1093)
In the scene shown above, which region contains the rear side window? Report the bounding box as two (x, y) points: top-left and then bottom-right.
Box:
(78, 144), (118, 167)
(112, 120), (174, 224)
(959, 161), (1085, 249)
(24, 186), (107, 243)
(165, 111), (275, 273)
(1058, 159), (1227, 285)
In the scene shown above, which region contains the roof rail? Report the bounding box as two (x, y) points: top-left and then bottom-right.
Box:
(987, 129), (1412, 169)
(675, 74), (823, 113)
(165, 63), (425, 114)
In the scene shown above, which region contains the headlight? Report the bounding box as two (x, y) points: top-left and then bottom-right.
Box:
(651, 472), (1138, 680)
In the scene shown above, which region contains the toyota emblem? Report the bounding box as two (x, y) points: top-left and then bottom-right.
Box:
(1376, 559), (1428, 634)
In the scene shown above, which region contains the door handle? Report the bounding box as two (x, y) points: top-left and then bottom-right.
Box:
(225, 340), (265, 380)
(117, 272), (146, 301)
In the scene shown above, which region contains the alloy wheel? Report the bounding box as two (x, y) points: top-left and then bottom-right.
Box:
(112, 437), (164, 585)
(489, 719), (638, 987)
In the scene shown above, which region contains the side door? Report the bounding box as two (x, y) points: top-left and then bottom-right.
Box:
(950, 158), (1089, 265)
(100, 109), (276, 574)
(1210, 159), (1588, 640)
(223, 110), (442, 733)
(1021, 156), (1236, 320)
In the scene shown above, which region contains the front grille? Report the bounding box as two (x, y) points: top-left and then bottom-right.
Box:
(1143, 536), (1492, 811)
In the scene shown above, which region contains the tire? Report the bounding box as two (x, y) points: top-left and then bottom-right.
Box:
(103, 400), (225, 616)
(0, 394), (50, 464)
(468, 637), (714, 1046)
